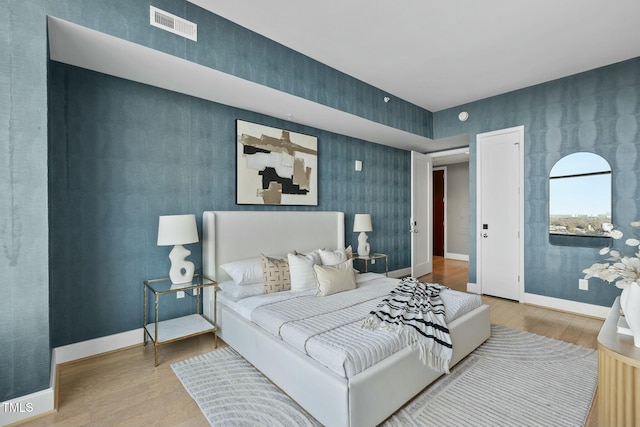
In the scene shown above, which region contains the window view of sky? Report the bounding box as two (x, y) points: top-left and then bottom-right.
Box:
(549, 152), (611, 217)
(550, 175), (611, 216)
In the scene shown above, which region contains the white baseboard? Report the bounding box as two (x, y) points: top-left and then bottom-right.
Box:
(467, 284), (607, 318)
(445, 253), (469, 261)
(0, 387), (54, 426)
(521, 292), (609, 319)
(53, 328), (143, 365)
(5, 328), (145, 425)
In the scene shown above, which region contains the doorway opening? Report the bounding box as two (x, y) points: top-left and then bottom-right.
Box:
(430, 148), (470, 263)
(433, 168), (445, 257)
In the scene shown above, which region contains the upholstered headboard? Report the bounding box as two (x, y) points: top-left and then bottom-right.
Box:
(202, 211), (345, 318)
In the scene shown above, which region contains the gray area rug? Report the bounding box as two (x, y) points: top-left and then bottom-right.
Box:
(172, 325), (597, 426)
(171, 346), (321, 427)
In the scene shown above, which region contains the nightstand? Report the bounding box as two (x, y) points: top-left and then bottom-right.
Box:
(597, 296), (640, 426)
(143, 274), (217, 366)
(353, 253), (389, 276)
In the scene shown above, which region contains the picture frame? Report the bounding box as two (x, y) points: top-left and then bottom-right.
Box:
(236, 120), (318, 206)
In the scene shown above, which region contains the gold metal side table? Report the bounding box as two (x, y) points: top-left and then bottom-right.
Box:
(143, 274), (217, 366)
(353, 253), (389, 276)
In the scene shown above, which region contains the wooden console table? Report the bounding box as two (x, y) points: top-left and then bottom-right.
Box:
(597, 296), (640, 427)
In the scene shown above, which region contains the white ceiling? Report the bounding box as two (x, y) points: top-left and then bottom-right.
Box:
(189, 0), (640, 112)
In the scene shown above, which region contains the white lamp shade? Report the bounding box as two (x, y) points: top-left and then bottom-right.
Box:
(157, 214), (199, 246)
(353, 214), (373, 232)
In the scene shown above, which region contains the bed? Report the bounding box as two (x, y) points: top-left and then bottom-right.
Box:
(202, 210), (490, 427)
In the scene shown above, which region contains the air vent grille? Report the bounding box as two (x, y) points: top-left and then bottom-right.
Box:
(150, 6), (197, 41)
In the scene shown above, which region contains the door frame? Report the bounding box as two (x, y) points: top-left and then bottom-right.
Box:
(432, 166), (447, 257)
(475, 125), (525, 301)
(428, 147), (469, 259)
(410, 147), (469, 276)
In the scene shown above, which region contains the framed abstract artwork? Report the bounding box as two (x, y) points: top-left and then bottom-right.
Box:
(236, 120), (318, 206)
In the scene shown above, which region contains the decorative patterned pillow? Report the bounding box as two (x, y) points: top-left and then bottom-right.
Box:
(288, 250), (321, 291)
(345, 245), (353, 259)
(261, 255), (291, 294)
(314, 259), (356, 296)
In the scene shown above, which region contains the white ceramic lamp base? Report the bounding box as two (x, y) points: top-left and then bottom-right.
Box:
(357, 231), (370, 256)
(168, 244), (195, 284)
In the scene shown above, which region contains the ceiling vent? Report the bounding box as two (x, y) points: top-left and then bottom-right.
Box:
(150, 6), (197, 41)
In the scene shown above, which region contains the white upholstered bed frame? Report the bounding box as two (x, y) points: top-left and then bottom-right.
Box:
(202, 210), (490, 427)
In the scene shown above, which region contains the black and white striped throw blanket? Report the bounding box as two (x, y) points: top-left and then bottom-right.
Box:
(362, 277), (452, 374)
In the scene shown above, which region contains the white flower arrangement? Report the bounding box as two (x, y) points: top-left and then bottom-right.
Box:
(583, 222), (640, 289)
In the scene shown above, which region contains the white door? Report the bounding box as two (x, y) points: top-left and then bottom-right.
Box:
(411, 151), (432, 277)
(477, 126), (523, 301)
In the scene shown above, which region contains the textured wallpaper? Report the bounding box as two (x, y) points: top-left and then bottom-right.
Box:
(0, 0), (51, 402)
(433, 58), (640, 308)
(48, 62), (411, 347)
(43, 0), (424, 350)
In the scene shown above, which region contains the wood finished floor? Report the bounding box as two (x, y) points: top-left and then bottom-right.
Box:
(16, 257), (602, 427)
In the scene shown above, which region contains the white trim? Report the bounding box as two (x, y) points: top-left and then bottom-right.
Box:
(53, 328), (143, 365)
(433, 166), (448, 257)
(445, 252), (469, 261)
(5, 329), (144, 425)
(0, 388), (54, 426)
(522, 292), (608, 319)
(50, 346), (58, 411)
(428, 146), (469, 160)
(467, 283), (608, 318)
(476, 125), (525, 302)
(467, 282), (481, 294)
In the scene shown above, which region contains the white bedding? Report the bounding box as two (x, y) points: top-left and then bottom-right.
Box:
(217, 273), (482, 378)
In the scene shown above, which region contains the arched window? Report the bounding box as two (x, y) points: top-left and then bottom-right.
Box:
(549, 152), (612, 247)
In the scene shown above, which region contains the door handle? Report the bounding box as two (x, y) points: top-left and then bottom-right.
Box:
(483, 233), (488, 238)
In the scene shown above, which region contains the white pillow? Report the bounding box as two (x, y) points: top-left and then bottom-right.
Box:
(318, 246), (353, 266)
(218, 281), (264, 300)
(318, 248), (347, 266)
(288, 250), (321, 291)
(314, 259), (356, 296)
(220, 257), (263, 285)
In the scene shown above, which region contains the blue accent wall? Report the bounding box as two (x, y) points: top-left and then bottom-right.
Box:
(433, 58), (640, 308)
(48, 62), (410, 347)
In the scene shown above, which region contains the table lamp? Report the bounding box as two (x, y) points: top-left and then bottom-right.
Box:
(157, 214), (199, 284)
(353, 214), (373, 256)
